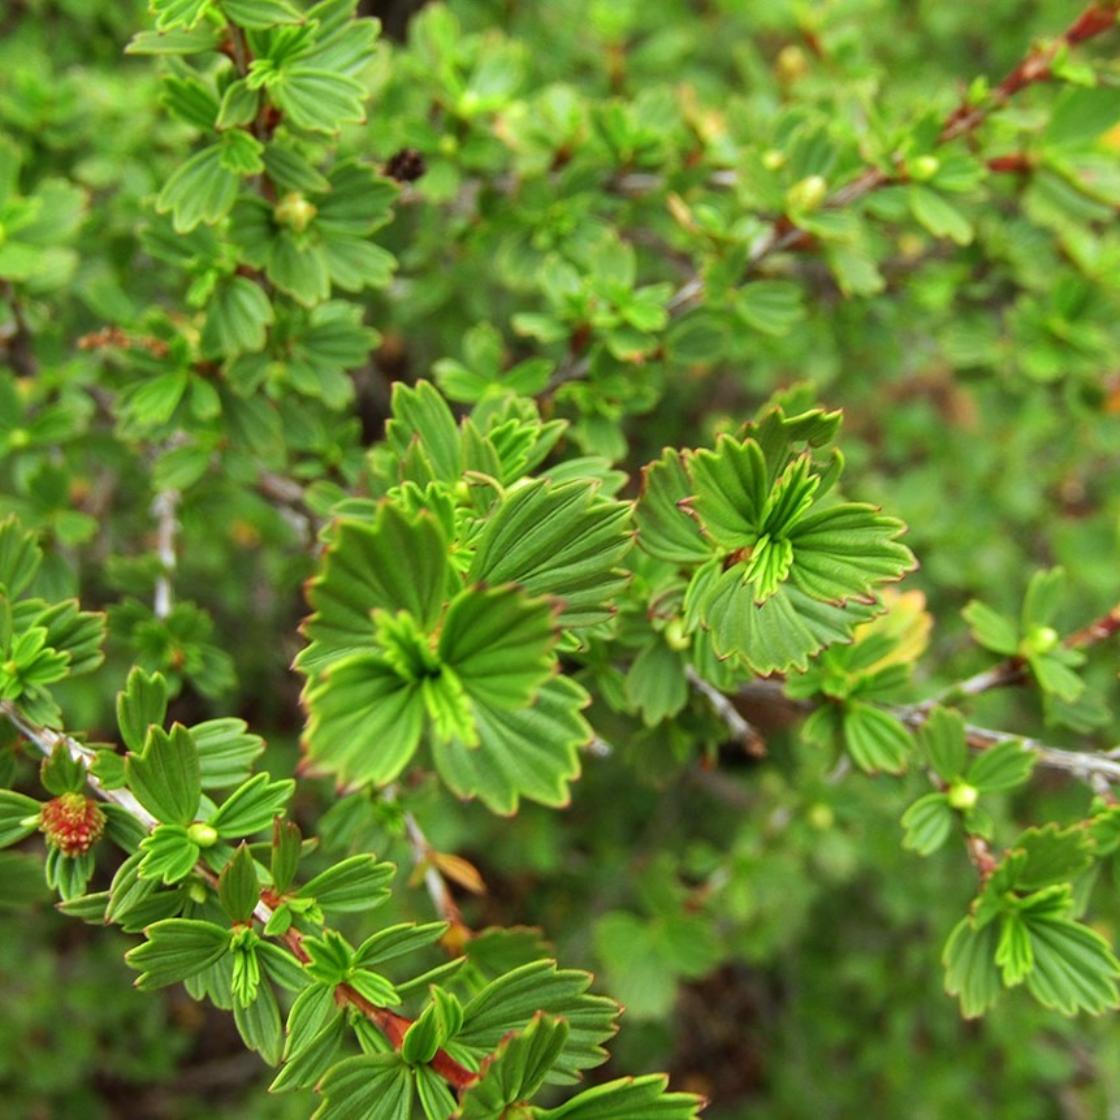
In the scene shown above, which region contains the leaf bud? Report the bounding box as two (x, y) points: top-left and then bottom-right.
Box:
(273, 192), (317, 233)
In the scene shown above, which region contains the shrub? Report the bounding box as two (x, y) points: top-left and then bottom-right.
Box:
(3, 0), (1120, 1116)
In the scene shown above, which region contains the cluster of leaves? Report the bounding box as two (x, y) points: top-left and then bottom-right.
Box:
(4, 0), (1120, 1116)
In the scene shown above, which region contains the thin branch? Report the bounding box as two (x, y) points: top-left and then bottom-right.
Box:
(151, 488), (180, 620)
(403, 804), (470, 938)
(687, 666), (764, 754)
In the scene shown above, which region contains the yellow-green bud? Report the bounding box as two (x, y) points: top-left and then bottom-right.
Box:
(273, 192), (317, 233)
(807, 803), (834, 830)
(8, 428), (30, 449)
(947, 782), (979, 811)
(664, 618), (690, 651)
(188, 880), (208, 905)
(786, 174), (827, 213)
(761, 148), (786, 171)
(187, 821), (219, 847)
(909, 155), (940, 181)
(1021, 625), (1060, 656)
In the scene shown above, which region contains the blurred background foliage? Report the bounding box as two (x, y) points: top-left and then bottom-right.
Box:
(3, 0), (1120, 1116)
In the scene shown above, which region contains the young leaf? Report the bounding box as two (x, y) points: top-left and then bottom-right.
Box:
(313, 1053), (412, 1120)
(466, 479), (633, 629)
(918, 706), (968, 782)
(901, 792), (953, 856)
(116, 667), (169, 753)
(125, 918), (231, 989)
(219, 844), (261, 923)
(942, 917), (1001, 1019)
(538, 1075), (704, 1119)
(432, 675), (589, 815)
(297, 853), (394, 913)
(457, 1014), (570, 1118)
(437, 586), (557, 711)
(126, 724), (201, 826)
(209, 773), (295, 838)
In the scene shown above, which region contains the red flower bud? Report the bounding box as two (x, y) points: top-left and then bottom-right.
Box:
(40, 792), (106, 856)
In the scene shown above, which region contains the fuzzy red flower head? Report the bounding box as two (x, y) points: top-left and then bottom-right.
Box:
(40, 792), (106, 856)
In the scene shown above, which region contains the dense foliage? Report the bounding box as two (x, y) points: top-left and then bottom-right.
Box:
(3, 0), (1120, 1115)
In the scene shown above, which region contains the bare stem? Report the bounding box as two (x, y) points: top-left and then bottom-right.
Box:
(687, 666), (763, 754)
(151, 489), (180, 620)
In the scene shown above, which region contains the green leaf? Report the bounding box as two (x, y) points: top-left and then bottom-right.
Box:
(842, 702), (910, 773)
(966, 740), (1035, 793)
(210, 773), (295, 838)
(300, 504), (449, 672)
(156, 145), (239, 233)
(138, 823), (200, 884)
(0, 789), (40, 848)
(1012, 824), (1095, 891)
(150, 0), (211, 30)
(735, 280), (803, 336)
(901, 792), (953, 856)
(433, 675), (590, 815)
(456, 960), (620, 1085)
(467, 480), (632, 629)
(458, 1014), (569, 1118)
(996, 912), (1034, 987)
(962, 600), (1019, 655)
(297, 853), (394, 913)
(219, 844), (261, 923)
(125, 27), (223, 54)
(625, 640), (688, 726)
(693, 569), (880, 674)
(202, 276), (275, 358)
(918, 706), (968, 781)
(116, 667), (169, 754)
(126, 724), (201, 826)
(1023, 905), (1120, 1015)
(634, 448), (711, 565)
(234, 981), (283, 1066)
(909, 185), (973, 245)
(943, 917), (1001, 1018)
(191, 718), (265, 788)
(594, 910), (719, 1021)
(354, 922), (449, 968)
(125, 918), (231, 990)
(313, 1053), (412, 1120)
(0, 516), (42, 597)
(438, 586), (557, 711)
(271, 1007), (347, 1093)
(221, 0), (303, 29)
(304, 652), (425, 786)
(539, 1075), (704, 1119)
(271, 68), (367, 134)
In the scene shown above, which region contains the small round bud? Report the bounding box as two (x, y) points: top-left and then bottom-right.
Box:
(807, 803), (834, 831)
(188, 880), (208, 905)
(2, 659), (18, 678)
(776, 44), (808, 82)
(8, 428), (30, 449)
(909, 155), (940, 181)
(40, 792), (106, 857)
(786, 174), (828, 213)
(1022, 625), (1060, 656)
(761, 149), (786, 171)
(273, 192), (317, 233)
(664, 618), (691, 651)
(947, 782), (979, 811)
(187, 821), (219, 848)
